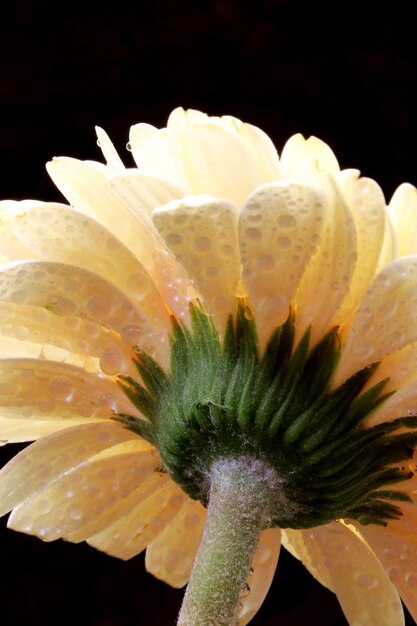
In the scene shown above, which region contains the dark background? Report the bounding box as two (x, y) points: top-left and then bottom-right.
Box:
(0, 1), (416, 624)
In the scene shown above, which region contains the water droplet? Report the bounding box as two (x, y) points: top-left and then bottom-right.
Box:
(352, 340), (374, 361)
(67, 505), (83, 521)
(256, 254), (275, 271)
(240, 583), (251, 597)
(193, 236), (212, 253)
(126, 142), (132, 152)
(87, 295), (112, 320)
(49, 378), (73, 401)
(406, 572), (417, 587)
(278, 214), (296, 228)
(276, 236), (291, 249)
(183, 513), (202, 531)
(244, 227), (262, 242)
(166, 233), (184, 247)
(355, 572), (377, 589)
(99, 348), (125, 375)
(166, 548), (187, 576)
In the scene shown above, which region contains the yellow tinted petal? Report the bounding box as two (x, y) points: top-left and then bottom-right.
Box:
(238, 528), (281, 626)
(0, 261), (159, 356)
(88, 479), (187, 560)
(312, 522), (404, 626)
(8, 440), (158, 541)
(0, 415), (106, 444)
(389, 183), (417, 256)
(334, 256), (417, 386)
(0, 422), (137, 516)
(153, 196), (240, 332)
(239, 182), (326, 347)
(361, 515), (417, 624)
(95, 126), (126, 172)
(335, 171), (386, 321)
(145, 498), (206, 588)
(280, 133), (340, 179)
(13, 203), (170, 340)
(0, 300), (138, 377)
(109, 171), (185, 217)
(0, 358), (137, 420)
(281, 528), (334, 591)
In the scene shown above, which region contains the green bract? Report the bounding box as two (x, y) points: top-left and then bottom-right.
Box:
(116, 302), (417, 529)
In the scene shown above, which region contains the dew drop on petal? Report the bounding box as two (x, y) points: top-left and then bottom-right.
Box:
(193, 236), (213, 254)
(244, 227), (262, 242)
(99, 348), (125, 375)
(277, 214), (297, 228)
(86, 295), (112, 320)
(260, 296), (289, 325)
(351, 340), (374, 361)
(126, 272), (150, 298)
(275, 236), (291, 249)
(165, 548), (187, 576)
(48, 378), (73, 401)
(183, 513), (202, 531)
(253, 542), (271, 565)
(355, 572), (377, 590)
(256, 255), (275, 271)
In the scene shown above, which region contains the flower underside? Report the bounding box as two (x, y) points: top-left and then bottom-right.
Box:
(116, 301), (417, 529)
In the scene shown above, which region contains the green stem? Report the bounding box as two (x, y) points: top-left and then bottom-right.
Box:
(177, 456), (277, 626)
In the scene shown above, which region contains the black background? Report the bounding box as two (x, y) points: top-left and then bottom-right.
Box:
(0, 1), (416, 624)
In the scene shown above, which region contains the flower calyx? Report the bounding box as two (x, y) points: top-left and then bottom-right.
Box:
(115, 301), (417, 529)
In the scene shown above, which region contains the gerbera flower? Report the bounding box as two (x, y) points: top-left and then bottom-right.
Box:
(1, 107), (417, 625)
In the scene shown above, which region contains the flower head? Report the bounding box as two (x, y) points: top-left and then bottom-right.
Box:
(1, 108), (417, 624)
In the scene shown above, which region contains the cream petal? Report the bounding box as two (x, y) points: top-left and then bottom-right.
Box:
(376, 207), (398, 271)
(109, 171), (186, 216)
(46, 157), (195, 319)
(66, 471), (167, 543)
(0, 261), (164, 358)
(0, 417), (107, 446)
(334, 171), (387, 322)
(389, 183), (417, 256)
(0, 200), (39, 262)
(152, 196), (241, 331)
(130, 108), (278, 205)
(280, 133), (340, 179)
(129, 123), (175, 182)
(185, 119), (269, 206)
(0, 358), (138, 420)
(239, 182), (326, 347)
(46, 157), (158, 272)
(0, 416), (106, 444)
(360, 515), (417, 623)
(88, 479), (187, 560)
(238, 528), (281, 626)
(334, 256), (417, 386)
(312, 522), (404, 626)
(237, 123), (281, 182)
(8, 439), (158, 541)
(0, 301), (139, 377)
(0, 421), (137, 516)
(281, 528), (334, 592)
(0, 331), (44, 359)
(290, 162), (356, 345)
(12, 203), (170, 340)
(365, 341), (417, 393)
(145, 498), (206, 588)
(366, 378), (417, 427)
(95, 126), (126, 172)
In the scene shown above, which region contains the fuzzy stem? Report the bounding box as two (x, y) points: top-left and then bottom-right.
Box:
(177, 457), (277, 626)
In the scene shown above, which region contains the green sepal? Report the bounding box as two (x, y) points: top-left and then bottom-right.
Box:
(117, 299), (417, 529)
(112, 413), (156, 445)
